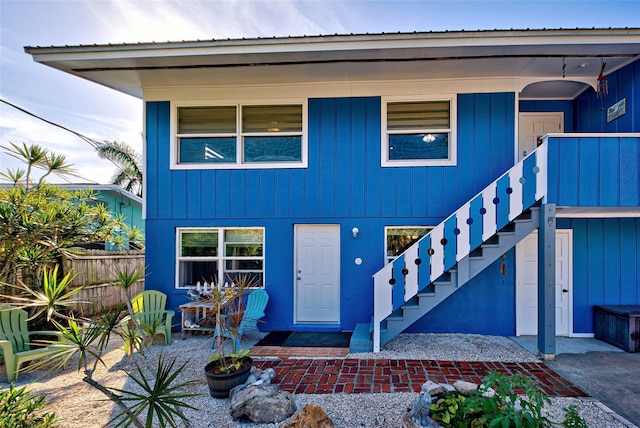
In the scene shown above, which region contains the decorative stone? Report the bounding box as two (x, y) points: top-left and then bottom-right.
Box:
(230, 384), (296, 423)
(421, 381), (443, 396)
(440, 383), (456, 394)
(453, 380), (479, 396)
(282, 403), (335, 428)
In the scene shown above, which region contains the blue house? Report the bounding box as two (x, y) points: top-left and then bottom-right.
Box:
(27, 28), (640, 358)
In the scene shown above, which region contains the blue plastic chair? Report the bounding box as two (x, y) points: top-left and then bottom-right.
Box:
(213, 289), (269, 350)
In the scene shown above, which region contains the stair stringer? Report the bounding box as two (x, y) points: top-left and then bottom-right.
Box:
(380, 208), (540, 346)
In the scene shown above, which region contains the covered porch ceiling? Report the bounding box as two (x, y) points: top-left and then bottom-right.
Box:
(25, 28), (640, 99)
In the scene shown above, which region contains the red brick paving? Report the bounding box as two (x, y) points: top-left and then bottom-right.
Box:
(253, 358), (588, 397)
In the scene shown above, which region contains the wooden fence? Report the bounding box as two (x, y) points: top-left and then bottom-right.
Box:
(61, 249), (145, 315)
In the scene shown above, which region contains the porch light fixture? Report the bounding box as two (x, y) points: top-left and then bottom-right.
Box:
(352, 227), (359, 238)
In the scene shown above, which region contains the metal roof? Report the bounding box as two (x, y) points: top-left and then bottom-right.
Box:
(25, 28), (640, 99)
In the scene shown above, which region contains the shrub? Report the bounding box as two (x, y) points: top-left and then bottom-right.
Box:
(429, 371), (587, 428)
(0, 384), (57, 428)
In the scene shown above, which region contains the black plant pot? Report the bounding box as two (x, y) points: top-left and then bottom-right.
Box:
(204, 357), (253, 398)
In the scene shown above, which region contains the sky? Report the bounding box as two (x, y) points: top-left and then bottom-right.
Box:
(1, 0), (639, 185)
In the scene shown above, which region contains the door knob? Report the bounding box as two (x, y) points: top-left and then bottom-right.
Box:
(562, 289), (568, 293)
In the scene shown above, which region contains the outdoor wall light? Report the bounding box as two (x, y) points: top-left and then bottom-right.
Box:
(352, 227), (359, 238)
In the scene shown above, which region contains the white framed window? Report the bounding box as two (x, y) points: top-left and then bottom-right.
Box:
(385, 226), (433, 264)
(173, 101), (307, 169)
(381, 96), (457, 167)
(176, 227), (264, 289)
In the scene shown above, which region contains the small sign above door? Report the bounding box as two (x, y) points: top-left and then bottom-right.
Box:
(607, 98), (626, 123)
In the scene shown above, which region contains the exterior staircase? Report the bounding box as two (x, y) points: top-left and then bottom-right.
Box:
(350, 143), (549, 353)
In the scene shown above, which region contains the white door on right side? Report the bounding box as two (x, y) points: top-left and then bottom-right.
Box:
(515, 230), (572, 336)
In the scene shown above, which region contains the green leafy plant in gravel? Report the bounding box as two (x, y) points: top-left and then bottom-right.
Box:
(430, 371), (587, 428)
(0, 384), (57, 428)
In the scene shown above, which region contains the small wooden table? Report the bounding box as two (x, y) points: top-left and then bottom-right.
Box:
(179, 302), (216, 339)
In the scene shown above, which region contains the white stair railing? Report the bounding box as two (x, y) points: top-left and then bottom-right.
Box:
(372, 143), (548, 352)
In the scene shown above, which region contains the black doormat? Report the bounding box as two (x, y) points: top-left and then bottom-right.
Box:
(255, 331), (293, 346)
(255, 331), (351, 348)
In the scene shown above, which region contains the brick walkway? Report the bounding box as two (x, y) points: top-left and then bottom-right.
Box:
(253, 358), (588, 397)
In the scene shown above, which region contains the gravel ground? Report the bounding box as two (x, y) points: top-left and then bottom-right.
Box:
(2, 333), (629, 428)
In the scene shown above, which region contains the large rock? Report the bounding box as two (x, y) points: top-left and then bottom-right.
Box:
(452, 380), (479, 396)
(282, 403), (335, 428)
(230, 384), (296, 423)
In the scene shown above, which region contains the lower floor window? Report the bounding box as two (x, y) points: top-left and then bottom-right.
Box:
(385, 226), (433, 264)
(176, 227), (264, 288)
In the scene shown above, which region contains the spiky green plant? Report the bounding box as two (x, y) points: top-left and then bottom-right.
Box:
(0, 265), (85, 321)
(0, 384), (57, 428)
(109, 354), (198, 428)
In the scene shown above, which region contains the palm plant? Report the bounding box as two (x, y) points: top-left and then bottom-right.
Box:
(96, 141), (143, 197)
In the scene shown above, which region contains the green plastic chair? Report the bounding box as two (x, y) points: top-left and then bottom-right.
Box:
(121, 291), (175, 345)
(0, 306), (64, 383)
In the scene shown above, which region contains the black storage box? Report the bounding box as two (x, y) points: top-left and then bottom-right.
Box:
(594, 305), (640, 352)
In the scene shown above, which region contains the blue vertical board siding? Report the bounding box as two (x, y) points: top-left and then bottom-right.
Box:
(443, 216), (458, 270)
(319, 99), (336, 217)
(186, 172), (201, 218)
(495, 175), (510, 229)
(547, 136), (639, 207)
(144, 93), (519, 331)
(620, 218), (638, 303)
(396, 169), (412, 216)
(474, 94), (491, 191)
(469, 195), (483, 250)
(145, 102), (159, 219)
(290, 169), (305, 218)
(364, 100), (382, 218)
(457, 94), (475, 205)
(571, 219), (589, 333)
(392, 255), (406, 311)
(259, 170), (275, 218)
(491, 93), (514, 176)
(521, 154), (537, 209)
(619, 138), (640, 206)
(569, 218), (640, 333)
(274, 170), (291, 217)
(574, 60), (639, 133)
(579, 137), (598, 205)
(418, 235), (432, 290)
(411, 169), (428, 218)
(519, 100), (574, 132)
(557, 137), (579, 205)
(599, 138), (620, 206)
(336, 99), (352, 217)
(406, 251), (516, 336)
(350, 99), (366, 217)
(603, 219), (622, 303)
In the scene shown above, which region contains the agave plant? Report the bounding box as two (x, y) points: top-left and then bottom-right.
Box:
(0, 265), (86, 321)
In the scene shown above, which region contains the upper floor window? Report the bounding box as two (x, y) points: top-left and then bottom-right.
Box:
(385, 226), (433, 264)
(174, 102), (307, 169)
(382, 97), (456, 167)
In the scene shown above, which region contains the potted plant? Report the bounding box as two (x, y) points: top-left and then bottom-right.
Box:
(202, 275), (258, 398)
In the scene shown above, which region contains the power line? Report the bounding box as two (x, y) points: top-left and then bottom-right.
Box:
(0, 98), (130, 180)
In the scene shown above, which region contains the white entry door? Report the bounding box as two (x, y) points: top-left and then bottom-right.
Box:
(518, 113), (563, 160)
(294, 225), (340, 324)
(516, 230), (572, 336)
